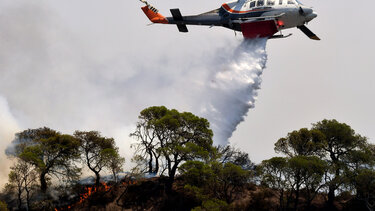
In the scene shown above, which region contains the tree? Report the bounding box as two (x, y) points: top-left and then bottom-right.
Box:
(286, 156), (326, 211)
(0, 201), (8, 211)
(6, 159), (38, 210)
(74, 131), (119, 186)
(15, 128), (81, 193)
(6, 127), (58, 157)
(260, 156), (326, 211)
(131, 106), (214, 189)
(298, 156), (327, 210)
(103, 147), (125, 183)
(353, 169), (375, 211)
(312, 119), (369, 209)
(274, 128), (325, 157)
(130, 107), (165, 175)
(7, 165), (24, 210)
(180, 160), (250, 204)
(273, 128), (328, 210)
(217, 145), (254, 170)
(274, 120), (375, 209)
(259, 157), (288, 211)
(179, 147), (252, 205)
(216, 162), (250, 203)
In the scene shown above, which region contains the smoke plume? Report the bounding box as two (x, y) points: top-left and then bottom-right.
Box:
(0, 1), (268, 189)
(0, 96), (20, 189)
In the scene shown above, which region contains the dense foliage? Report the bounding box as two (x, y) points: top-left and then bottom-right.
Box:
(130, 106), (214, 189)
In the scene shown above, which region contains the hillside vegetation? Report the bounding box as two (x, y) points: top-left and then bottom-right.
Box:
(1, 106), (374, 211)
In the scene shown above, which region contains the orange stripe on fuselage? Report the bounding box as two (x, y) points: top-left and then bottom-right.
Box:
(221, 3), (268, 14)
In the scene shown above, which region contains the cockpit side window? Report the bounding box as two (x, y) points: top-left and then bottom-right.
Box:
(250, 1), (256, 7)
(267, 0), (275, 6)
(257, 0), (264, 7)
(287, 0), (295, 4)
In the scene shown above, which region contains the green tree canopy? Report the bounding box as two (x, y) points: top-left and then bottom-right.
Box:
(259, 157), (288, 210)
(102, 147), (125, 183)
(180, 160), (250, 205)
(274, 128), (325, 157)
(14, 128), (81, 193)
(216, 145), (254, 170)
(271, 119), (375, 210)
(312, 119), (372, 208)
(6, 159), (37, 210)
(131, 106), (214, 189)
(74, 131), (123, 186)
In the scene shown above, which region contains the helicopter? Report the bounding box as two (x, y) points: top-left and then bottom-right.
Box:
(140, 0), (320, 40)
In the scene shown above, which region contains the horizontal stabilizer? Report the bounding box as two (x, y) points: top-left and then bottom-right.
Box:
(177, 24), (188, 32)
(170, 8), (188, 32)
(170, 9), (183, 21)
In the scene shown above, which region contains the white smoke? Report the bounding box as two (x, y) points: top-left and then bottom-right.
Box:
(0, 1), (269, 189)
(0, 96), (20, 189)
(198, 39), (268, 145)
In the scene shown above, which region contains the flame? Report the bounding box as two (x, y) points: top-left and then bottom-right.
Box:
(122, 180), (137, 186)
(55, 183), (111, 210)
(55, 180), (138, 210)
(101, 182), (110, 191)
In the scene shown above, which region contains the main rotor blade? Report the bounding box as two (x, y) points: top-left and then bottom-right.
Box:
(297, 25), (320, 40)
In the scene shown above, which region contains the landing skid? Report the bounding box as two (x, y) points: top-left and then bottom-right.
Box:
(269, 33), (292, 39)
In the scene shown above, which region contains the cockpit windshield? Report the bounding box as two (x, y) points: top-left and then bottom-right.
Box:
(295, 0), (303, 5)
(287, 0), (296, 5)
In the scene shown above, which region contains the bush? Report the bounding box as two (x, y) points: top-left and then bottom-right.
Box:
(0, 201), (8, 211)
(192, 199), (228, 211)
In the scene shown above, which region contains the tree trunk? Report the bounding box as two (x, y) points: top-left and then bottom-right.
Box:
(95, 171), (101, 187)
(25, 184), (31, 211)
(294, 175), (301, 211)
(17, 187), (22, 210)
(327, 155), (339, 210)
(279, 190), (284, 211)
(112, 170), (117, 183)
(167, 164), (178, 191)
(306, 191), (312, 211)
(286, 190), (293, 210)
(148, 151), (153, 174)
(40, 172), (47, 193)
(294, 186), (300, 211)
(327, 185), (336, 210)
(153, 152), (159, 174)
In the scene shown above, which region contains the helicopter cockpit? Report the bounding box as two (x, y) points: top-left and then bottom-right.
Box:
(240, 0), (300, 9)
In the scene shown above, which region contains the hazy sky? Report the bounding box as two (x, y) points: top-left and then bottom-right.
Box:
(0, 0), (374, 187)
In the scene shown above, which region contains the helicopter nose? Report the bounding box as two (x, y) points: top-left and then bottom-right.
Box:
(305, 11), (317, 22)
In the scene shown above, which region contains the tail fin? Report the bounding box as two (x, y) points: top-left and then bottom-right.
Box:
(141, 6), (168, 24)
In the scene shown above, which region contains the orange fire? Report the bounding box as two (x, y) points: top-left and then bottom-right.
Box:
(102, 182), (110, 191)
(122, 180), (137, 186)
(55, 182), (112, 210)
(55, 180), (138, 210)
